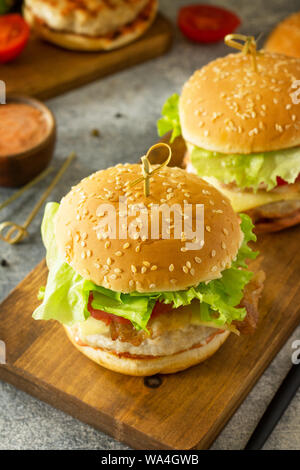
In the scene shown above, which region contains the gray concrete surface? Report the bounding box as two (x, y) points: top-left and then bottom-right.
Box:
(0, 0), (299, 450)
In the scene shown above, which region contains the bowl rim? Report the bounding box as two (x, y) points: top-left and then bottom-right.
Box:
(0, 93), (56, 160)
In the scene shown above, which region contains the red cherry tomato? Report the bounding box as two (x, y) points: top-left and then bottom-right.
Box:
(0, 14), (30, 64)
(276, 174), (300, 186)
(178, 4), (241, 43)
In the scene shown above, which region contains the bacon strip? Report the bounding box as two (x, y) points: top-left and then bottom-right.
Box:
(233, 270), (265, 334)
(253, 209), (300, 233)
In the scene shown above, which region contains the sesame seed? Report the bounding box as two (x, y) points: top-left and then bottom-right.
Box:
(190, 268), (195, 276)
(186, 261), (192, 269)
(182, 266), (189, 274)
(151, 265), (158, 271)
(149, 283), (156, 289)
(110, 274), (117, 280)
(211, 250), (216, 257)
(223, 228), (229, 236)
(81, 241), (86, 247)
(211, 266), (218, 272)
(195, 257), (202, 264)
(135, 245), (141, 253)
(143, 261), (150, 267)
(206, 225), (211, 232)
(107, 257), (112, 265)
(87, 250), (92, 257)
(129, 280), (135, 287)
(81, 252), (86, 259)
(105, 241), (111, 249)
(181, 247), (187, 252)
(115, 251), (123, 256)
(131, 265), (137, 273)
(169, 264), (174, 272)
(222, 241), (226, 249)
(141, 266), (147, 274)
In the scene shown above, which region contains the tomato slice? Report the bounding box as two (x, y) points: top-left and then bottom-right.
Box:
(276, 174), (300, 186)
(178, 4), (241, 43)
(151, 301), (173, 319)
(0, 14), (30, 64)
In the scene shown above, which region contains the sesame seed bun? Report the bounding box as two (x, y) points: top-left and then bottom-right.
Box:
(265, 12), (300, 58)
(23, 0), (157, 51)
(180, 51), (300, 154)
(64, 324), (230, 376)
(55, 164), (243, 293)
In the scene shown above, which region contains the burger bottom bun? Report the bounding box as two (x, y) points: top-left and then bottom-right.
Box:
(23, 0), (157, 51)
(64, 325), (230, 376)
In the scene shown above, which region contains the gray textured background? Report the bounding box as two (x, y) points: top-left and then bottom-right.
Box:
(0, 0), (299, 450)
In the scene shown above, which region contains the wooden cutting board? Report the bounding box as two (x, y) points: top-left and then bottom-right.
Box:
(0, 226), (299, 449)
(1, 14), (172, 100)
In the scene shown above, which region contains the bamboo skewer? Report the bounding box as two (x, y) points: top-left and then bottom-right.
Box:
(0, 152), (76, 245)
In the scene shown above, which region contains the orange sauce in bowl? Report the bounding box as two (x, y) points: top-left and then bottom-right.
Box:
(0, 103), (49, 157)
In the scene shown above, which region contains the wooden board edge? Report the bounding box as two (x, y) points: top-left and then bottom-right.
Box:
(193, 316), (300, 450)
(0, 364), (172, 450)
(32, 14), (173, 101)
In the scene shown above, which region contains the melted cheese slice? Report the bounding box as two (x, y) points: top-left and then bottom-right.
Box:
(204, 177), (300, 212)
(78, 316), (110, 337)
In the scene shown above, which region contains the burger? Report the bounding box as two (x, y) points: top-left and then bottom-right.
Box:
(265, 11), (300, 58)
(34, 160), (263, 376)
(158, 48), (300, 233)
(23, 0), (157, 51)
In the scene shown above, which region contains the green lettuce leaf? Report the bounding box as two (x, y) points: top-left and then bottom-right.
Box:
(157, 93), (181, 143)
(190, 145), (300, 192)
(158, 93), (300, 190)
(34, 204), (257, 330)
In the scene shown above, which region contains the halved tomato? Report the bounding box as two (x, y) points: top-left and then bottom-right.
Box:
(0, 14), (30, 64)
(178, 4), (241, 43)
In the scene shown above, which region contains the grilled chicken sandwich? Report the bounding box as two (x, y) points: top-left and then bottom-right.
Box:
(24, 0), (157, 51)
(158, 50), (300, 233)
(34, 162), (263, 375)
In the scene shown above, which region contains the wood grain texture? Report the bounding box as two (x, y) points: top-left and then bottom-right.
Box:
(0, 226), (299, 449)
(1, 14), (172, 100)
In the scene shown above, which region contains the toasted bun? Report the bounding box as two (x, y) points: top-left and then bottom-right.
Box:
(265, 12), (300, 58)
(64, 325), (230, 375)
(55, 164), (243, 293)
(23, 0), (157, 51)
(180, 51), (300, 154)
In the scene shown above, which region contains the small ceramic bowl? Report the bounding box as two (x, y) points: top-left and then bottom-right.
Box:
(0, 94), (56, 187)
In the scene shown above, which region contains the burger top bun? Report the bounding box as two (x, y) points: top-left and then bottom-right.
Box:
(180, 51), (300, 154)
(55, 164), (243, 293)
(265, 12), (300, 59)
